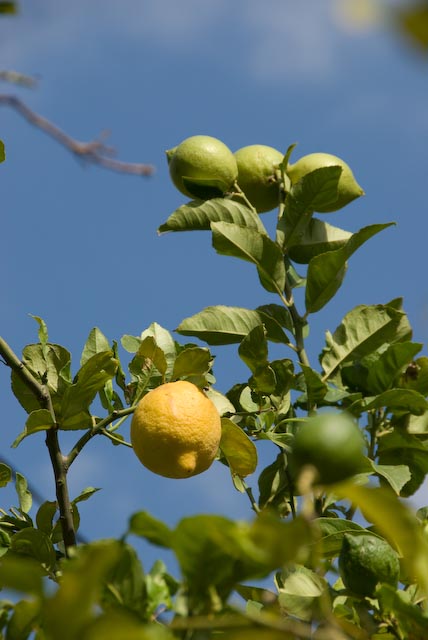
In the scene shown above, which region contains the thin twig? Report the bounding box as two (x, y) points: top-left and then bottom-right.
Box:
(0, 94), (155, 176)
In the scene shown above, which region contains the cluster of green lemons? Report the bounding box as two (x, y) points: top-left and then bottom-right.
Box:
(166, 134), (363, 213)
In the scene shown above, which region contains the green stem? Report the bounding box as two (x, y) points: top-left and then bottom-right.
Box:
(66, 406), (136, 467)
(241, 479), (260, 515)
(230, 181), (257, 212)
(0, 336), (76, 553)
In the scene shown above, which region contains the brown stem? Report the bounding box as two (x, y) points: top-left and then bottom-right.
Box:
(0, 94), (155, 176)
(0, 337), (76, 553)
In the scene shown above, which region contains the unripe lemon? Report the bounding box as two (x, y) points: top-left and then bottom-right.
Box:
(130, 381), (222, 479)
(291, 412), (365, 485)
(287, 152), (364, 212)
(166, 135), (238, 199)
(234, 144), (283, 213)
(339, 533), (400, 597)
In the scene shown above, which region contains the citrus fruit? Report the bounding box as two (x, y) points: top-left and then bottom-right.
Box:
(234, 144), (284, 213)
(130, 380), (222, 479)
(339, 533), (400, 597)
(291, 412), (365, 485)
(166, 135), (238, 199)
(287, 152), (364, 212)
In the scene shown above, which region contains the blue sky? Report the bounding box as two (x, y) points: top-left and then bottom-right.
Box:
(1, 0), (428, 573)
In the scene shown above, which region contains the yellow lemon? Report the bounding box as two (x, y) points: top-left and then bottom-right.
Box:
(130, 381), (222, 479)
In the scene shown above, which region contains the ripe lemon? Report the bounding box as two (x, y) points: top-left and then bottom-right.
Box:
(291, 412), (365, 485)
(287, 152), (364, 212)
(339, 533), (400, 597)
(166, 135), (238, 200)
(130, 381), (222, 479)
(234, 144), (283, 213)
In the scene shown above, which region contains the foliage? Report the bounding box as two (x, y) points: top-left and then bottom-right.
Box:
(2, 134), (428, 640)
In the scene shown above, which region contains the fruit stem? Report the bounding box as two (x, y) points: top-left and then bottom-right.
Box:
(241, 479), (260, 514)
(230, 181), (258, 212)
(0, 336), (76, 554)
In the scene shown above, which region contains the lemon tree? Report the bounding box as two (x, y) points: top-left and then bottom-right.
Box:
(2, 132), (428, 640)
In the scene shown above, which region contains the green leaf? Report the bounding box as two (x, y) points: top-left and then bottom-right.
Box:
(35, 501), (57, 535)
(359, 388), (428, 415)
(80, 328), (110, 366)
(205, 388), (235, 416)
(5, 599), (40, 640)
(238, 325), (269, 374)
(377, 432), (428, 497)
(0, 555), (45, 595)
(250, 365), (277, 394)
(0, 2), (18, 15)
(12, 409), (55, 448)
(320, 303), (407, 381)
(172, 346), (213, 381)
(377, 584), (428, 640)
(287, 218), (352, 264)
(72, 487), (101, 505)
(0, 463), (12, 487)
(158, 197), (267, 234)
(140, 323), (177, 379)
(177, 305), (290, 345)
(298, 365), (328, 407)
(366, 341), (423, 394)
(10, 528), (56, 570)
(30, 314), (48, 349)
(128, 511), (173, 548)
(15, 473), (32, 514)
(255, 303), (294, 335)
(371, 462), (412, 495)
(212, 221), (286, 295)
(0, 140), (5, 162)
(43, 540), (123, 640)
(120, 334), (141, 353)
(60, 351), (118, 429)
(220, 418), (258, 477)
(277, 565), (327, 622)
(306, 223), (394, 313)
(137, 336), (167, 377)
(315, 517), (367, 558)
(101, 544), (146, 617)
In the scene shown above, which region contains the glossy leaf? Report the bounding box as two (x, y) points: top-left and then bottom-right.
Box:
(306, 223), (394, 313)
(177, 305), (290, 345)
(220, 418), (258, 477)
(211, 221), (286, 294)
(158, 197), (266, 234)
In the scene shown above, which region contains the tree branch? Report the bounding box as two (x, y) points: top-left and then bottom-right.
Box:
(0, 94), (155, 176)
(0, 336), (77, 553)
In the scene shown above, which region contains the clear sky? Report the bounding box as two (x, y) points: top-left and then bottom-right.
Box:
(1, 1), (428, 572)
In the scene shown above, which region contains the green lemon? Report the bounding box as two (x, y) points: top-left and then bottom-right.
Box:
(291, 412), (365, 485)
(234, 144), (284, 213)
(287, 152), (364, 212)
(166, 135), (238, 199)
(339, 533), (400, 597)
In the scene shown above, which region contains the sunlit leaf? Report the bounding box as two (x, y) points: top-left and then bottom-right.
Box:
(15, 472), (32, 513)
(128, 511), (173, 548)
(172, 346), (212, 381)
(80, 328), (110, 366)
(220, 418), (258, 477)
(10, 528), (56, 570)
(12, 409), (55, 448)
(288, 218), (352, 264)
(0, 463), (12, 487)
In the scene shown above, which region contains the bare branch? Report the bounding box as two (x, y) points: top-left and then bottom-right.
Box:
(0, 93), (155, 176)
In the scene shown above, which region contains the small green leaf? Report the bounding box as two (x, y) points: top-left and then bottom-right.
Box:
(220, 417), (258, 477)
(128, 511), (173, 548)
(120, 334), (141, 353)
(0, 2), (18, 15)
(137, 336), (167, 377)
(140, 323), (177, 379)
(371, 462), (412, 495)
(72, 487), (101, 505)
(306, 223), (394, 313)
(172, 346), (213, 380)
(12, 409), (55, 448)
(35, 501), (57, 535)
(80, 328), (110, 366)
(298, 365), (328, 407)
(158, 197), (267, 234)
(5, 599), (40, 640)
(0, 555), (45, 595)
(10, 528), (56, 570)
(15, 473), (32, 514)
(0, 140), (5, 162)
(29, 315), (48, 348)
(360, 388), (428, 415)
(0, 463), (12, 487)
(212, 221), (286, 295)
(239, 325), (269, 374)
(366, 341), (423, 394)
(177, 305), (290, 345)
(277, 565), (327, 622)
(316, 517), (367, 558)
